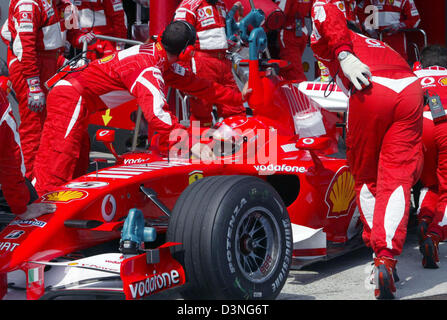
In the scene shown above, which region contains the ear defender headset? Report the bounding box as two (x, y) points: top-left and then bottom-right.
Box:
(160, 20), (197, 62)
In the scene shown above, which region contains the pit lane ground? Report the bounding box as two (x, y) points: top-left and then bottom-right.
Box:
(279, 227), (447, 300)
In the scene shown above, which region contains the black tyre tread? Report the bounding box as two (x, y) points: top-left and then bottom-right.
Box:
(168, 175), (241, 298)
(182, 176), (234, 298)
(197, 176), (262, 298)
(187, 176), (250, 298)
(167, 175), (289, 300)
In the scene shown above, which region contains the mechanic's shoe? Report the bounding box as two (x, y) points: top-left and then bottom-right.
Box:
(420, 232), (440, 269)
(417, 216), (432, 245)
(373, 256), (397, 300)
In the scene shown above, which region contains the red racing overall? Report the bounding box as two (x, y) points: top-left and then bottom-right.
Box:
(0, 89), (30, 215)
(70, 0), (128, 60)
(414, 66), (447, 241)
(311, 1), (423, 258)
(33, 42), (243, 196)
(356, 0), (421, 61)
(2, 0), (67, 180)
(275, 0), (312, 82)
(174, 0), (245, 126)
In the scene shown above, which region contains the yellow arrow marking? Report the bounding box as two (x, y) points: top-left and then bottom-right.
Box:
(102, 109), (112, 126)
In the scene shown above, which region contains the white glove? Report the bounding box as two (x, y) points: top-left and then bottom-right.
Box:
(338, 52), (371, 91)
(17, 203), (57, 220)
(78, 32), (96, 45)
(26, 77), (46, 112)
(191, 143), (216, 161)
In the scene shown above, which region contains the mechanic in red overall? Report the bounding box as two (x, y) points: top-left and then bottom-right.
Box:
(413, 45), (447, 269)
(33, 21), (246, 196)
(311, 1), (423, 299)
(0, 87), (56, 220)
(173, 0), (245, 127)
(315, 0), (359, 81)
(275, 0), (312, 82)
(70, 0), (128, 61)
(356, 0), (421, 61)
(1, 0), (67, 182)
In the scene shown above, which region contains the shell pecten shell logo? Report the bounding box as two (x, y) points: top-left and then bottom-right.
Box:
(42, 190), (88, 203)
(325, 167), (356, 218)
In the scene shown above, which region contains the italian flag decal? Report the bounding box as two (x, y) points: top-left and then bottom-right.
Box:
(28, 268), (40, 283)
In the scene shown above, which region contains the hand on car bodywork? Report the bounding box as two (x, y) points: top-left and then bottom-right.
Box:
(17, 203), (57, 220)
(78, 32), (97, 45)
(191, 142), (216, 161)
(338, 52), (371, 91)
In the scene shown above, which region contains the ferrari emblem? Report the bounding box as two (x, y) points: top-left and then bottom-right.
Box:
(188, 170), (204, 185)
(42, 190), (88, 203)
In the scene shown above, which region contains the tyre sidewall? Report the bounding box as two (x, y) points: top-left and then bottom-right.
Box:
(210, 178), (292, 299)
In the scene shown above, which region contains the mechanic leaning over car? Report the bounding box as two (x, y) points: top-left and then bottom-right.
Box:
(69, 0), (128, 61)
(356, 0), (421, 62)
(310, 0), (423, 299)
(0, 0), (71, 182)
(173, 0), (246, 127)
(32, 20), (248, 196)
(413, 45), (447, 270)
(0, 86), (56, 220)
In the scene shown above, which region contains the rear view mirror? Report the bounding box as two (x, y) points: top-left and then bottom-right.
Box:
(96, 129), (118, 159)
(96, 129), (115, 143)
(296, 137), (331, 151)
(296, 137), (333, 169)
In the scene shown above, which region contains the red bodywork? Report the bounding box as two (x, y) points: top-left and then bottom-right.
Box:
(0, 86), (357, 299)
(0, 20), (358, 298)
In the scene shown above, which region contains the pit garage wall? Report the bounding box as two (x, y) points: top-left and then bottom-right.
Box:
(414, 0), (446, 46)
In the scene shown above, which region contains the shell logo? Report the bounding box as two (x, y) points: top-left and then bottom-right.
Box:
(439, 77), (447, 86)
(338, 2), (345, 11)
(99, 54), (115, 64)
(325, 167), (356, 218)
(42, 190), (88, 203)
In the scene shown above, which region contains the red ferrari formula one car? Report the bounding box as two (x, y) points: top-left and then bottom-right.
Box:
(0, 6), (362, 300)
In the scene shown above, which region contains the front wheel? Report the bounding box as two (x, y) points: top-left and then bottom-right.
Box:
(166, 175), (292, 300)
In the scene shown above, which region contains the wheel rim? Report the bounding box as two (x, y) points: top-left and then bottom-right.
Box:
(234, 206), (282, 283)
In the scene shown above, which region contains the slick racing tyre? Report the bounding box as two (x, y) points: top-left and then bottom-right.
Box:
(167, 175), (292, 300)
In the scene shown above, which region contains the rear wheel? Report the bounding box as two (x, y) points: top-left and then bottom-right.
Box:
(166, 175), (292, 300)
